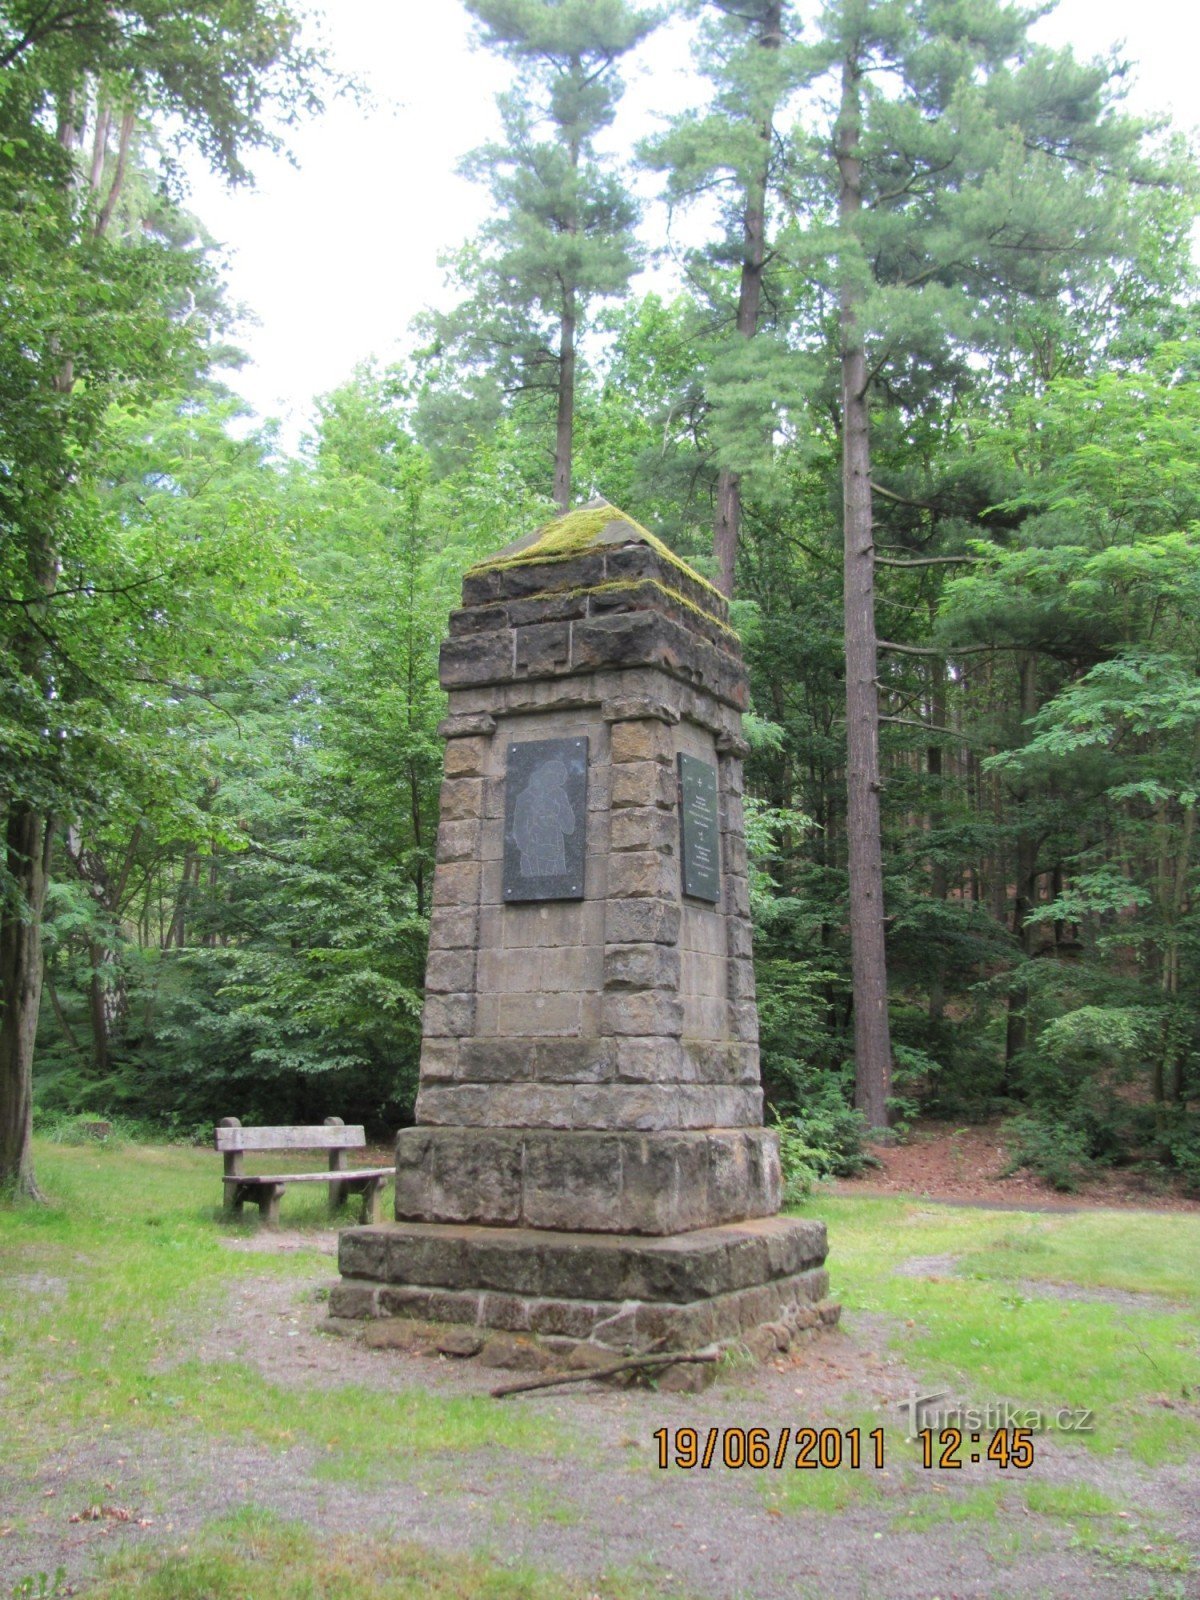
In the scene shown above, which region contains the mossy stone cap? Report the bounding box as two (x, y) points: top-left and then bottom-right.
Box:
(444, 496), (746, 708)
(468, 496), (725, 615)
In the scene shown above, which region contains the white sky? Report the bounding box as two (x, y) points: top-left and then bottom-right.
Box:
(184, 0), (1200, 449)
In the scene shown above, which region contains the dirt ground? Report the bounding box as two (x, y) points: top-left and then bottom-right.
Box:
(3, 1128), (1197, 1599)
(835, 1119), (1200, 1213)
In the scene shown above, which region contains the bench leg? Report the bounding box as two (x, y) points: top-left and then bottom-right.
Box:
(360, 1176), (385, 1226)
(328, 1179), (346, 1214)
(259, 1184), (285, 1228)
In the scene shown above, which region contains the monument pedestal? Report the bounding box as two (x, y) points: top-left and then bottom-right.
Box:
(331, 1215), (834, 1352)
(333, 501), (839, 1365)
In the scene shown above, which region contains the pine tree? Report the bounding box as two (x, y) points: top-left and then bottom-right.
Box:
(782, 0), (1154, 1127)
(641, 0), (802, 595)
(425, 0), (658, 510)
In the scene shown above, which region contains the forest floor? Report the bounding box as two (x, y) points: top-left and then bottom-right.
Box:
(1, 1138), (1198, 1600)
(835, 1120), (1200, 1214)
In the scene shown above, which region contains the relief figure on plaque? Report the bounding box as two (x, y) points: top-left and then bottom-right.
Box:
(513, 759), (575, 876)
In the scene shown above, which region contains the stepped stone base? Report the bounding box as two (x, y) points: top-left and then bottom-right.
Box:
(329, 1215), (839, 1355)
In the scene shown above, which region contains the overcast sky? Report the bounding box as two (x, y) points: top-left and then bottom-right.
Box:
(184, 0), (1200, 447)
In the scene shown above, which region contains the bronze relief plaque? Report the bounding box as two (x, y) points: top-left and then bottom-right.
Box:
(502, 737), (589, 902)
(678, 753), (720, 902)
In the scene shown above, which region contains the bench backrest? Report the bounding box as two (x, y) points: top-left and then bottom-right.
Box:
(214, 1119), (366, 1154)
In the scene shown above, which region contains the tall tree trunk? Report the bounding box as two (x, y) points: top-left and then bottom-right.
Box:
(554, 290), (575, 511)
(0, 805), (55, 1198)
(927, 658), (948, 1024)
(1004, 652), (1040, 1079)
(837, 42), (892, 1130)
(713, 0), (781, 599)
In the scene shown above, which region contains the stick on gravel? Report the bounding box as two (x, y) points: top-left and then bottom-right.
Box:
(490, 1349), (719, 1399)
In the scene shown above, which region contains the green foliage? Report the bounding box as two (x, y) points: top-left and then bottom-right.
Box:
(774, 1084), (872, 1202)
(1002, 1113), (1101, 1193)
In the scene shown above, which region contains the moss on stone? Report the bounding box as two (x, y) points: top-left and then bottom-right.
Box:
(564, 577), (739, 640)
(467, 502), (724, 605)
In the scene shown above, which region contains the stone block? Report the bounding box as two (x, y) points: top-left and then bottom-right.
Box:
(725, 875), (751, 917)
(395, 1127), (523, 1226)
(497, 991), (587, 1038)
(437, 712), (498, 739)
(515, 620), (571, 676)
(443, 737), (491, 778)
(723, 832), (748, 877)
(439, 631), (515, 688)
(729, 1001), (760, 1043)
(615, 1037), (688, 1083)
(610, 760), (675, 810)
(424, 949), (476, 995)
(501, 898), (604, 949)
(421, 993), (475, 1038)
(571, 613), (663, 674)
(327, 1281), (379, 1319)
(521, 1133), (624, 1231)
(618, 1134), (712, 1233)
(338, 1216), (828, 1306)
(419, 1038), (461, 1081)
(701, 1130), (776, 1226)
(575, 1085), (680, 1130)
(602, 991), (684, 1037)
(609, 720), (672, 765)
(728, 959), (756, 1002)
(427, 906), (478, 951)
(337, 1228), (389, 1280)
(608, 851), (676, 900)
(478, 1332), (552, 1371)
(727, 918), (754, 960)
(605, 897), (680, 946)
(436, 819), (481, 863)
(438, 777), (483, 823)
(449, 603), (510, 636)
(679, 948), (724, 998)
(600, 694), (679, 726)
(497, 552), (606, 599)
(432, 861), (480, 909)
(603, 943), (681, 992)
(682, 994), (727, 1041)
(456, 1036), (616, 1084)
(683, 1040), (761, 1085)
(675, 1085), (762, 1129)
(507, 591), (589, 628)
(477, 943), (600, 995)
(609, 806), (675, 854)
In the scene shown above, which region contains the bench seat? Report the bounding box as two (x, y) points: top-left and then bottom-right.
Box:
(215, 1117), (392, 1227)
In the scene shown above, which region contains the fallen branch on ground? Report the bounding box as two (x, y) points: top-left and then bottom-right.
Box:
(490, 1348), (719, 1399)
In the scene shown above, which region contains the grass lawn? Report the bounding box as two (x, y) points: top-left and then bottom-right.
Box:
(2, 1140), (1198, 1599)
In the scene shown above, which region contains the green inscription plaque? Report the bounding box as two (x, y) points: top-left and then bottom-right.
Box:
(678, 753), (720, 903)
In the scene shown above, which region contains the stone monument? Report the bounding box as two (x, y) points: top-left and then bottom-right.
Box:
(331, 500), (838, 1364)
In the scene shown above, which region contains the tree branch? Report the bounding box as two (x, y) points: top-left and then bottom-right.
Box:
(876, 554), (978, 567)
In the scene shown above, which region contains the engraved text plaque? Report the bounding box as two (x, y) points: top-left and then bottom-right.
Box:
(678, 753), (720, 902)
(503, 737), (588, 902)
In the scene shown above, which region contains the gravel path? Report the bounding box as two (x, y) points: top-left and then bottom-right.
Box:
(3, 1238), (1196, 1600)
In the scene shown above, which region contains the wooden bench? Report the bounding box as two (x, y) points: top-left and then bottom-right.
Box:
(215, 1117), (392, 1227)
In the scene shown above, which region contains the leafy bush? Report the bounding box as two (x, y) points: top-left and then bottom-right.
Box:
(1002, 1113), (1101, 1192)
(773, 1067), (874, 1203)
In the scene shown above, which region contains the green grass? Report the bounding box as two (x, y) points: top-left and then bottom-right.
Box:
(0, 1142), (561, 1481)
(77, 1506), (679, 1600)
(801, 1195), (1200, 1465)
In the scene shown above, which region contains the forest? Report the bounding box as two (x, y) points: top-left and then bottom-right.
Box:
(2, 0), (1199, 1202)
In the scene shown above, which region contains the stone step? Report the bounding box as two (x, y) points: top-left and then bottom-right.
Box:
(338, 1214), (826, 1304)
